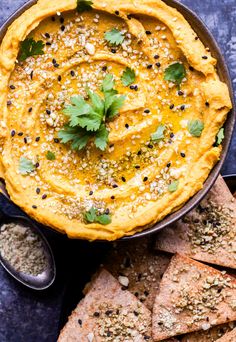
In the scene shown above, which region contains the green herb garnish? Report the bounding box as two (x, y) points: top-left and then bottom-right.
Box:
(19, 157), (35, 175)
(58, 74), (126, 151)
(216, 128), (224, 146)
(104, 28), (125, 46)
(46, 151), (56, 160)
(84, 207), (111, 225)
(77, 0), (93, 13)
(121, 67), (136, 87)
(18, 38), (45, 62)
(151, 124), (166, 141)
(187, 119), (204, 137)
(164, 62), (186, 86)
(168, 180), (179, 192)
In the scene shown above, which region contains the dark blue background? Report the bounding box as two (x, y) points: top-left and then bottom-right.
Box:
(0, 1), (235, 341)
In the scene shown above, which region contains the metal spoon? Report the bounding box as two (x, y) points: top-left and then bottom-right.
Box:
(0, 183), (56, 290)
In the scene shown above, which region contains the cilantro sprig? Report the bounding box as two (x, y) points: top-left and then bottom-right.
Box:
(168, 180), (179, 192)
(18, 38), (45, 62)
(104, 28), (125, 46)
(19, 157), (35, 175)
(151, 124), (166, 141)
(77, 0), (93, 13)
(58, 74), (126, 151)
(84, 207), (111, 225)
(187, 119), (204, 137)
(164, 62), (186, 86)
(215, 128), (224, 146)
(121, 67), (136, 87)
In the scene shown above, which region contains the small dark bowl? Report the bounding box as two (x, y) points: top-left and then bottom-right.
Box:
(0, 0), (235, 241)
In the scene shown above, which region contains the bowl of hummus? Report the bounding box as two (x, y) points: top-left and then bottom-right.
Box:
(0, 0), (234, 241)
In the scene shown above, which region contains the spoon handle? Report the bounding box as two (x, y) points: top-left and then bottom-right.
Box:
(0, 193), (25, 219)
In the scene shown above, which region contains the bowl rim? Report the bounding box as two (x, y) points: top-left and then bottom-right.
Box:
(0, 0), (235, 241)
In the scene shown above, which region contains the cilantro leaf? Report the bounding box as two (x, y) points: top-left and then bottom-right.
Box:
(101, 74), (116, 94)
(104, 28), (125, 46)
(121, 67), (136, 87)
(18, 38), (45, 62)
(63, 96), (91, 127)
(58, 125), (91, 150)
(216, 127), (224, 146)
(94, 124), (109, 151)
(77, 0), (93, 13)
(187, 120), (204, 137)
(106, 95), (126, 119)
(84, 207), (111, 225)
(151, 124), (166, 141)
(168, 180), (179, 192)
(19, 157), (35, 175)
(164, 62), (186, 86)
(46, 151), (56, 160)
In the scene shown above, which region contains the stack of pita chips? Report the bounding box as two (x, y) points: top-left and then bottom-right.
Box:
(59, 175), (236, 341)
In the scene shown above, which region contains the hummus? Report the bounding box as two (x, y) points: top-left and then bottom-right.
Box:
(0, 0), (232, 240)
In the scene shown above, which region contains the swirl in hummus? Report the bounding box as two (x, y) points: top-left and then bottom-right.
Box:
(0, 0), (232, 240)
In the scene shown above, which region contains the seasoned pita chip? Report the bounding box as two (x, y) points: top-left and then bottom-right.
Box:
(155, 176), (236, 268)
(102, 237), (171, 311)
(58, 268), (153, 341)
(216, 327), (236, 341)
(152, 254), (236, 341)
(181, 322), (235, 342)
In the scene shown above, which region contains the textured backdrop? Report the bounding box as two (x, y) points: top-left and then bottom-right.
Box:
(0, 1), (235, 341)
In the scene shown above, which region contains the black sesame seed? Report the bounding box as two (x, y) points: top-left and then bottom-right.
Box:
(45, 33), (50, 38)
(61, 25), (65, 31)
(54, 138), (59, 143)
(105, 310), (113, 316)
(24, 137), (28, 144)
(70, 70), (75, 77)
(146, 30), (152, 35)
(52, 58), (56, 64)
(46, 42), (52, 46)
(127, 14), (132, 20)
(144, 109), (150, 113)
(7, 100), (12, 106)
(170, 133), (174, 138)
(178, 90), (184, 96)
(115, 10), (119, 15)
(89, 191), (93, 196)
(155, 62), (161, 67)
(125, 123), (129, 129)
(11, 130), (16, 137)
(18, 132), (23, 136)
(35, 162), (40, 168)
(112, 184), (118, 188)
(54, 63), (59, 68)
(107, 332), (112, 337)
(134, 85), (138, 91)
(154, 54), (159, 59)
(111, 195), (115, 200)
(32, 205), (37, 209)
(148, 144), (153, 149)
(144, 336), (151, 340)
(133, 311), (139, 316)
(111, 48), (116, 54)
(147, 64), (153, 69)
(93, 312), (100, 317)
(58, 75), (62, 82)
(51, 16), (56, 22)
(105, 208), (110, 215)
(121, 176), (126, 182)
(202, 55), (208, 59)
(180, 105), (185, 110)
(189, 66), (194, 71)
(42, 194), (47, 200)
(60, 17), (65, 24)
(143, 176), (148, 182)
(195, 36), (199, 40)
(144, 290), (149, 296)
(30, 71), (34, 80)
(78, 319), (82, 326)
(180, 152), (186, 158)
(46, 109), (51, 115)
(10, 85), (15, 90)
(135, 165), (140, 169)
(205, 101), (210, 107)
(130, 85), (135, 90)
(36, 188), (40, 194)
(167, 162), (171, 168)
(169, 104), (174, 110)
(28, 107), (33, 112)
(102, 66), (107, 71)
(134, 292), (139, 297)
(137, 150), (142, 155)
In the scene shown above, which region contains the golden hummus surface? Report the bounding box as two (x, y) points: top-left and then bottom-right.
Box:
(0, 0), (232, 240)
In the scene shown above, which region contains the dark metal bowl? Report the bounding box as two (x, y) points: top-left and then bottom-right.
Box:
(0, 0), (235, 241)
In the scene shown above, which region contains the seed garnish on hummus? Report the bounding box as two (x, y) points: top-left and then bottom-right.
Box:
(0, 0), (232, 240)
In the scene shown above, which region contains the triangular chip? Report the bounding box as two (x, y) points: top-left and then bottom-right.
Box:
(155, 176), (236, 268)
(102, 237), (171, 311)
(58, 268), (153, 341)
(181, 322), (236, 342)
(152, 254), (236, 341)
(216, 327), (236, 341)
